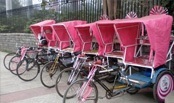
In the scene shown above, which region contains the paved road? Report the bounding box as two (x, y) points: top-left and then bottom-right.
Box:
(0, 51), (157, 103)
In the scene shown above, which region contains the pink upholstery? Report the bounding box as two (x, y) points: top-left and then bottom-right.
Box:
(52, 24), (70, 49)
(52, 20), (86, 51)
(75, 23), (93, 52)
(30, 20), (56, 46)
(114, 22), (141, 62)
(90, 20), (113, 55)
(96, 22), (115, 54)
(76, 20), (122, 56)
(43, 25), (57, 47)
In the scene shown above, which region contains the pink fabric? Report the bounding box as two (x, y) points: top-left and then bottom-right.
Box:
(90, 20), (126, 55)
(52, 24), (71, 49)
(42, 25), (57, 47)
(53, 20), (86, 51)
(30, 20), (56, 40)
(114, 22), (141, 62)
(114, 15), (173, 68)
(76, 20), (119, 55)
(90, 20), (114, 55)
(75, 23), (93, 52)
(96, 22), (115, 55)
(66, 20), (87, 52)
(143, 15), (173, 68)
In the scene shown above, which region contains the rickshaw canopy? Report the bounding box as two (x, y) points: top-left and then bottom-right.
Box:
(30, 20), (56, 38)
(75, 23), (93, 52)
(114, 14), (173, 68)
(52, 20), (86, 51)
(90, 20), (115, 55)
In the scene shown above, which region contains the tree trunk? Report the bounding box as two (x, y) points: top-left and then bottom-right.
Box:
(103, 0), (108, 15)
(113, 0), (117, 19)
(103, 0), (120, 19)
(107, 0), (114, 19)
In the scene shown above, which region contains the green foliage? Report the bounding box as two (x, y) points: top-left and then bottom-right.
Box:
(24, 10), (57, 33)
(0, 17), (14, 33)
(1, 0), (173, 33)
(24, 18), (44, 33)
(0, 0), (102, 33)
(41, 0), (48, 10)
(0, 25), (9, 32)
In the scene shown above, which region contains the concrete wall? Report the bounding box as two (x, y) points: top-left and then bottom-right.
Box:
(0, 33), (37, 52)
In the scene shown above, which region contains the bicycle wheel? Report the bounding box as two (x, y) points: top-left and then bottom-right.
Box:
(9, 55), (21, 75)
(63, 79), (98, 103)
(40, 61), (61, 88)
(17, 58), (40, 81)
(56, 67), (80, 97)
(3, 52), (16, 70)
(27, 58), (35, 70)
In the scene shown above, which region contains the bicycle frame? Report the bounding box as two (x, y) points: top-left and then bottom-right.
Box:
(77, 63), (132, 102)
(67, 55), (89, 84)
(77, 65), (97, 102)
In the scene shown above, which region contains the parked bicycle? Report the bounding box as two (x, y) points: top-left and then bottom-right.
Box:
(16, 47), (55, 81)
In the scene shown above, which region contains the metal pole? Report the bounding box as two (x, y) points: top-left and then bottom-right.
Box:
(6, 0), (12, 17)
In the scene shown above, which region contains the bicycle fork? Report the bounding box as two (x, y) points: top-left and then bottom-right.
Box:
(77, 66), (97, 102)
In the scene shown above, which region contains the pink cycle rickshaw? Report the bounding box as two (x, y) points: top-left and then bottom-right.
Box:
(14, 20), (57, 82)
(63, 14), (174, 103)
(40, 20), (94, 98)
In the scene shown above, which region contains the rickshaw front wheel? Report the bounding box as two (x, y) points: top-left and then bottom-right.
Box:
(153, 70), (174, 103)
(127, 87), (139, 95)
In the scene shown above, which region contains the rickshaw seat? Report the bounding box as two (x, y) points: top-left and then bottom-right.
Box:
(61, 47), (74, 53)
(105, 51), (123, 59)
(83, 50), (98, 55)
(114, 22), (154, 68)
(75, 23), (98, 55)
(127, 57), (153, 67)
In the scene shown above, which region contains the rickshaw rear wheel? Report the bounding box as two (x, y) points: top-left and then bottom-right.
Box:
(153, 70), (174, 103)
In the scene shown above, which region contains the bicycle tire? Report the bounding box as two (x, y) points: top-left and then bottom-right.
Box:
(8, 55), (21, 75)
(127, 87), (139, 95)
(3, 52), (16, 70)
(56, 67), (80, 97)
(63, 79), (98, 103)
(17, 58), (40, 81)
(40, 61), (61, 88)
